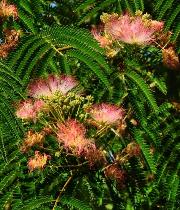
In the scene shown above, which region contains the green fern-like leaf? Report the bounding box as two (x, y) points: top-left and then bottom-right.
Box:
(125, 71), (158, 112)
(134, 130), (157, 173)
(60, 196), (92, 210)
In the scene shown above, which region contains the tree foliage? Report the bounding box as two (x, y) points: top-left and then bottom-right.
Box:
(0, 0), (179, 209)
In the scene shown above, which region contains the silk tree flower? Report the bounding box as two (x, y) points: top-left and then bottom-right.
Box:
(0, 0), (18, 19)
(162, 47), (180, 70)
(104, 164), (126, 188)
(28, 75), (78, 98)
(16, 99), (45, 121)
(20, 130), (45, 153)
(27, 151), (51, 172)
(91, 25), (112, 48)
(57, 119), (96, 155)
(57, 119), (104, 166)
(88, 103), (124, 126)
(103, 13), (163, 45)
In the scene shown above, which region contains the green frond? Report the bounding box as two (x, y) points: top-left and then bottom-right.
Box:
(60, 196), (92, 210)
(75, 0), (96, 13)
(15, 39), (48, 76)
(7, 36), (40, 69)
(0, 128), (7, 163)
(17, 197), (53, 210)
(125, 71), (158, 112)
(134, 130), (157, 173)
(59, 55), (71, 75)
(76, 0), (145, 25)
(22, 45), (50, 85)
(166, 166), (179, 210)
(154, 0), (165, 11)
(18, 9), (37, 33)
(77, 0), (117, 25)
(171, 23), (180, 42)
(67, 49), (111, 89)
(133, 0), (144, 11)
(164, 4), (180, 31)
(0, 171), (17, 192)
(41, 26), (111, 74)
(19, 0), (34, 16)
(157, 0), (175, 20)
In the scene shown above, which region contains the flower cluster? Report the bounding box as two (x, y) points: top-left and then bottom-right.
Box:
(57, 119), (104, 165)
(27, 151), (50, 172)
(28, 75), (78, 98)
(16, 74), (78, 122)
(0, 29), (20, 58)
(162, 47), (180, 70)
(16, 99), (45, 121)
(104, 164), (126, 188)
(91, 25), (112, 48)
(15, 74), (131, 177)
(92, 12), (164, 47)
(116, 142), (141, 164)
(88, 103), (124, 126)
(0, 0), (18, 19)
(20, 130), (45, 153)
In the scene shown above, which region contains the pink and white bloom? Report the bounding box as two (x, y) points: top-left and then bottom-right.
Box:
(27, 151), (50, 172)
(91, 25), (112, 48)
(0, 0), (18, 19)
(28, 75), (78, 98)
(104, 13), (163, 45)
(16, 99), (45, 121)
(88, 103), (124, 125)
(57, 119), (96, 156)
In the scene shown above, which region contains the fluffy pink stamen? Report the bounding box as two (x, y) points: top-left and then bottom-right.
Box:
(16, 99), (44, 121)
(104, 14), (163, 45)
(57, 119), (96, 156)
(91, 25), (112, 48)
(88, 103), (124, 125)
(27, 151), (50, 172)
(28, 75), (78, 98)
(0, 0), (18, 19)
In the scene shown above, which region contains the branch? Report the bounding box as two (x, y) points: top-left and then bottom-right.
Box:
(52, 174), (73, 210)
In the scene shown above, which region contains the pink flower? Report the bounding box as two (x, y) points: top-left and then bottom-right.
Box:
(91, 25), (112, 48)
(104, 164), (126, 188)
(0, 0), (18, 19)
(28, 75), (78, 98)
(88, 103), (124, 125)
(104, 13), (163, 45)
(16, 99), (45, 121)
(27, 151), (50, 172)
(150, 20), (164, 31)
(57, 119), (96, 156)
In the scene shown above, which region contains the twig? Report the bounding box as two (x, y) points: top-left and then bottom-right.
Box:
(52, 174), (73, 210)
(50, 161), (88, 169)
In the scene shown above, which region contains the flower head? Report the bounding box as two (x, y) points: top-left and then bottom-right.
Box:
(0, 29), (20, 58)
(28, 75), (78, 98)
(16, 99), (45, 121)
(104, 164), (126, 187)
(20, 130), (45, 153)
(103, 13), (163, 45)
(0, 0), (18, 19)
(126, 142), (141, 157)
(27, 151), (50, 172)
(91, 25), (112, 48)
(162, 47), (180, 70)
(88, 103), (124, 126)
(57, 119), (95, 156)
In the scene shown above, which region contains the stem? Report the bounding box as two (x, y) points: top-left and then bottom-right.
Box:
(111, 128), (126, 146)
(52, 175), (73, 210)
(50, 161), (88, 169)
(43, 37), (72, 56)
